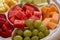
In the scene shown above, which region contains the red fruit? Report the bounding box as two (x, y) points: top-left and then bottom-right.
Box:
(12, 5), (22, 11)
(34, 11), (42, 18)
(30, 16), (40, 21)
(4, 21), (13, 30)
(26, 10), (32, 18)
(8, 10), (18, 19)
(15, 10), (27, 20)
(10, 17), (15, 23)
(23, 3), (39, 11)
(0, 18), (6, 27)
(0, 14), (6, 19)
(14, 20), (25, 29)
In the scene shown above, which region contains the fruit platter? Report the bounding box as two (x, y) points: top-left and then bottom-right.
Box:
(0, 0), (60, 40)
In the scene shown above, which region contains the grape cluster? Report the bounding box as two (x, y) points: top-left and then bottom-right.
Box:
(13, 19), (50, 40)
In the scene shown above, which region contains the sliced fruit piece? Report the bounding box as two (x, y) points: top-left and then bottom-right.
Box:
(14, 20), (25, 29)
(49, 4), (58, 13)
(42, 18), (51, 26)
(0, 18), (6, 27)
(10, 17), (15, 23)
(0, 14), (6, 19)
(8, 11), (17, 19)
(24, 30), (32, 37)
(51, 12), (59, 24)
(15, 10), (27, 20)
(34, 11), (41, 18)
(12, 5), (22, 11)
(26, 9), (32, 18)
(14, 36), (23, 40)
(23, 3), (39, 11)
(34, 20), (42, 28)
(30, 16), (40, 21)
(4, 21), (13, 30)
(47, 22), (57, 29)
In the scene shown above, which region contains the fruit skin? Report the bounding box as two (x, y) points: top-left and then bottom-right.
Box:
(14, 36), (23, 40)
(16, 29), (23, 36)
(26, 19), (34, 27)
(32, 29), (38, 36)
(38, 32), (45, 39)
(43, 30), (50, 37)
(24, 30), (32, 37)
(14, 20), (25, 29)
(24, 37), (30, 40)
(34, 20), (42, 28)
(31, 36), (39, 40)
(38, 25), (47, 32)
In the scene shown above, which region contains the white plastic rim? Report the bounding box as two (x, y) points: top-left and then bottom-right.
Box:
(0, 0), (60, 40)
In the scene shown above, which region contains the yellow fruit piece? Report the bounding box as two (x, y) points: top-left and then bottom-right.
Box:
(47, 22), (57, 29)
(4, 3), (10, 10)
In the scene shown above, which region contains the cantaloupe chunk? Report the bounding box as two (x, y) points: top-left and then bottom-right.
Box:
(47, 22), (57, 29)
(51, 12), (59, 24)
(42, 18), (51, 26)
(49, 4), (58, 13)
(41, 6), (48, 14)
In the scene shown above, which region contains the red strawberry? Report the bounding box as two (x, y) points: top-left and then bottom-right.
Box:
(26, 10), (32, 18)
(14, 20), (25, 29)
(34, 11), (42, 18)
(30, 15), (40, 21)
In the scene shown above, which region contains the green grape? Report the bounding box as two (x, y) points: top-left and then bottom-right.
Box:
(31, 36), (39, 40)
(24, 30), (32, 37)
(38, 32), (45, 39)
(13, 36), (23, 40)
(32, 29), (39, 36)
(34, 20), (42, 28)
(24, 37), (30, 40)
(43, 30), (50, 37)
(16, 29), (23, 36)
(26, 19), (34, 27)
(38, 25), (47, 32)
